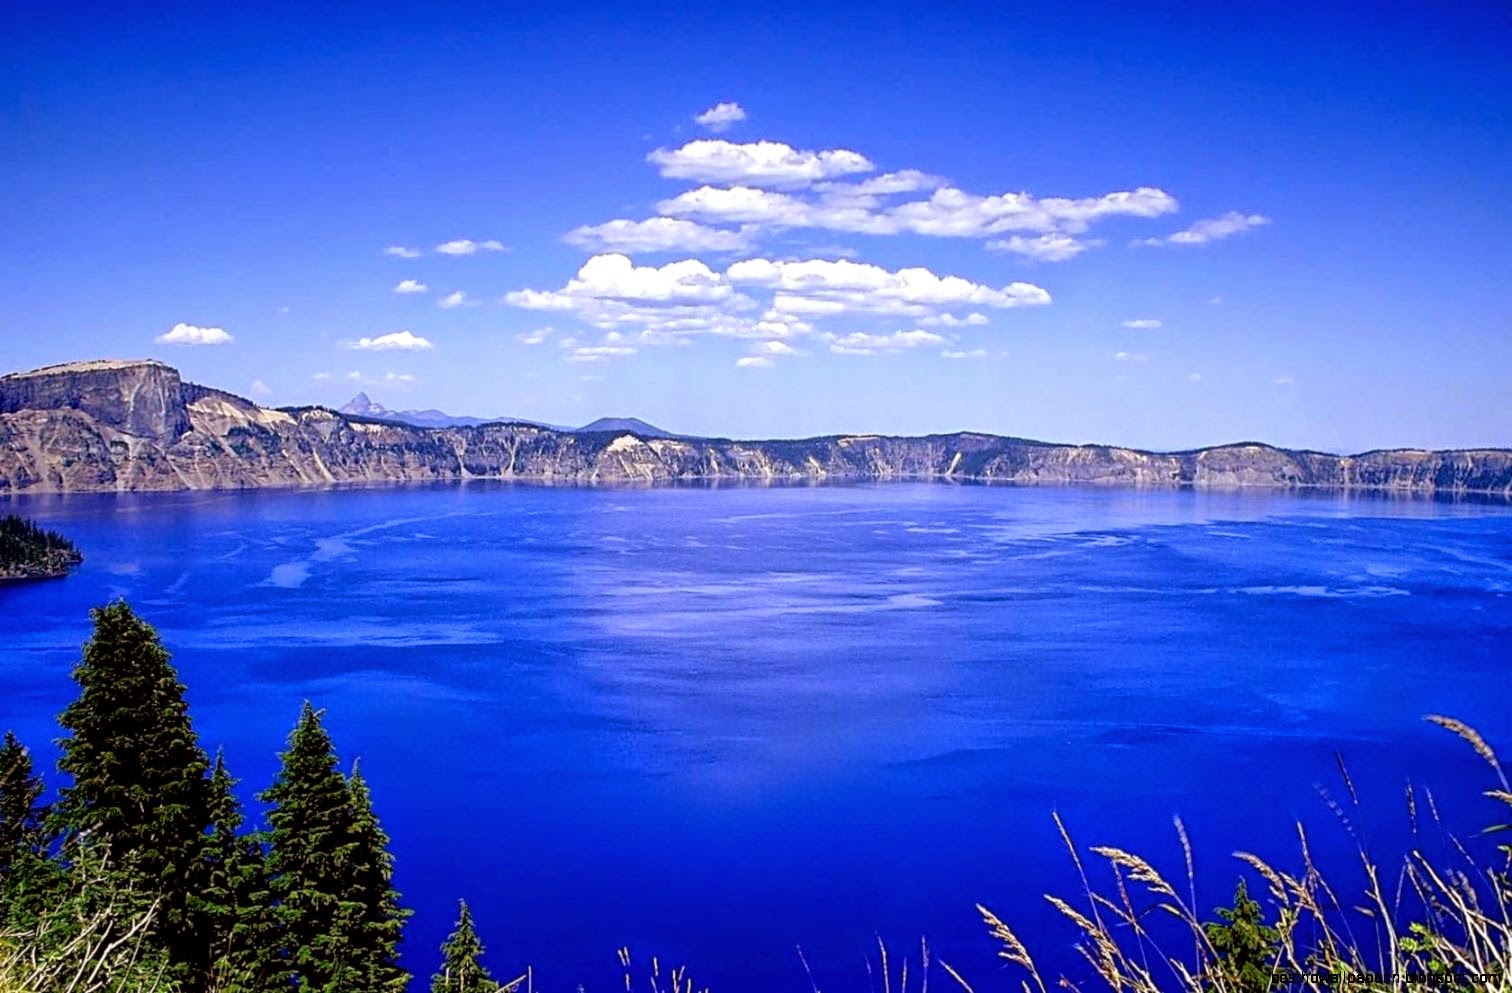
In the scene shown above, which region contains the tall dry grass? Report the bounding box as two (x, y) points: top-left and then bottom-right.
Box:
(953, 715), (1512, 993)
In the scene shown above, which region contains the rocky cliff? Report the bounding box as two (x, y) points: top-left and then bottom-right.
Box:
(1, 359), (1508, 495)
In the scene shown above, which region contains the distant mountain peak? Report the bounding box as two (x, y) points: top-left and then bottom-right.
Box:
(339, 393), (390, 417)
(577, 416), (678, 438)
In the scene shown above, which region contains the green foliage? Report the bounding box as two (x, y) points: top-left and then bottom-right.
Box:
(346, 763), (411, 993)
(259, 702), (410, 993)
(51, 601), (214, 978)
(0, 514), (81, 578)
(199, 752), (277, 993)
(1, 846), (180, 993)
(432, 900), (499, 993)
(0, 729), (60, 927)
(1201, 879), (1283, 991)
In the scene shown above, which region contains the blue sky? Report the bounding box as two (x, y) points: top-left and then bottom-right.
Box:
(3, 1), (1508, 451)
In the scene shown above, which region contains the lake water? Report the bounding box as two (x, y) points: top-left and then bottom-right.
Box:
(2, 482), (1509, 991)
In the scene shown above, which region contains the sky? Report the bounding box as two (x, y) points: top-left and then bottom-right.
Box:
(3, 1), (1509, 452)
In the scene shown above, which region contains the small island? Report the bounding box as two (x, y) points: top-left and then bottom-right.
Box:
(0, 513), (82, 581)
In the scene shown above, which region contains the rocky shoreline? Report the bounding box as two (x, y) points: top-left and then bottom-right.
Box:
(2, 359), (1509, 496)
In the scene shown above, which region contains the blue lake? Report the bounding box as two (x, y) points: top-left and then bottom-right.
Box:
(2, 482), (1510, 990)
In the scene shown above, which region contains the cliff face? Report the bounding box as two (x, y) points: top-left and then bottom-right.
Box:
(0, 360), (1508, 495)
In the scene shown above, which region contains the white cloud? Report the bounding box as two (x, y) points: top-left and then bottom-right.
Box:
(726, 257), (1050, 314)
(1209, 296), (1223, 305)
(923, 312), (990, 328)
(693, 101), (747, 132)
(313, 372), (332, 381)
(1121, 318), (1162, 329)
(830, 329), (948, 356)
(659, 181), (1175, 243)
(1187, 372), (1203, 382)
(507, 254), (733, 309)
(383, 372), (415, 383)
(393, 279), (428, 294)
(384, 245), (422, 259)
(435, 239), (507, 256)
(341, 330), (434, 351)
(563, 218), (752, 254)
(249, 379), (272, 397)
(987, 233), (1102, 262)
(735, 356), (773, 368)
(438, 291), (470, 309)
(568, 345), (637, 363)
(647, 140), (874, 188)
(1273, 375), (1295, 386)
(942, 349), (988, 359)
(516, 327), (552, 345)
(890, 186), (1177, 237)
(156, 322), (233, 346)
(1113, 351), (1147, 362)
(1136, 211), (1270, 247)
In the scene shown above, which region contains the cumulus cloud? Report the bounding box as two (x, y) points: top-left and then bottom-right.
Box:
(942, 349), (988, 359)
(438, 291), (470, 309)
(1135, 211), (1270, 247)
(830, 329), (947, 356)
(516, 328), (552, 345)
(1273, 375), (1295, 386)
(659, 182), (1175, 242)
(563, 218), (752, 254)
(693, 101), (747, 132)
(987, 233), (1101, 262)
(384, 246), (422, 259)
(394, 279), (428, 294)
(249, 379), (273, 397)
(341, 330), (434, 351)
(735, 356), (773, 368)
(726, 257), (1050, 314)
(1121, 319), (1162, 329)
(889, 186), (1177, 237)
(1113, 351), (1147, 362)
(156, 322), (233, 346)
(508, 254), (733, 307)
(1187, 372), (1203, 382)
(435, 239), (507, 256)
(647, 140), (874, 188)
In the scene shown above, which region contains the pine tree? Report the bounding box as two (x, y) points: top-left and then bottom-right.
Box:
(345, 762), (411, 993)
(262, 702), (407, 993)
(51, 600), (213, 974)
(201, 751), (276, 992)
(432, 900), (499, 993)
(1203, 879), (1283, 992)
(0, 730), (55, 922)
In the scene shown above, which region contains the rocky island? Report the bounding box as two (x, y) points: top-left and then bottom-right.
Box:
(0, 514), (82, 580)
(1, 358), (1509, 495)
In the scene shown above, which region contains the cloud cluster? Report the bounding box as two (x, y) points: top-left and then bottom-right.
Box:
(480, 114), (1270, 372)
(156, 323), (233, 346)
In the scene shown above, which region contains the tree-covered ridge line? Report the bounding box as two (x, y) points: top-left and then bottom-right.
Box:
(0, 601), (507, 993)
(0, 514), (81, 581)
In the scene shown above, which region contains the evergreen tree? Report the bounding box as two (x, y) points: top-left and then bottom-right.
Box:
(51, 600), (213, 975)
(0, 730), (55, 921)
(1202, 879), (1283, 992)
(201, 751), (276, 992)
(345, 762), (411, 993)
(262, 702), (407, 993)
(431, 900), (499, 993)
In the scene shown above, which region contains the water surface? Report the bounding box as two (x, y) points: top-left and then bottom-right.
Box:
(2, 483), (1509, 990)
